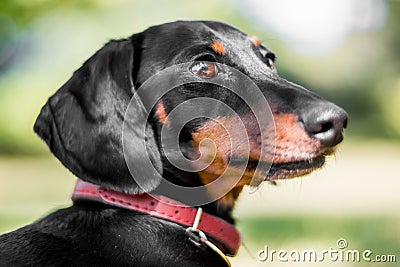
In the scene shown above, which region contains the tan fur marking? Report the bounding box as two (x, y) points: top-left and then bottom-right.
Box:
(155, 101), (170, 126)
(272, 113), (331, 163)
(210, 41), (226, 55)
(250, 36), (261, 47)
(189, 112), (334, 209)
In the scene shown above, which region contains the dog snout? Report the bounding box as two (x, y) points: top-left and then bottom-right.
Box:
(300, 103), (348, 147)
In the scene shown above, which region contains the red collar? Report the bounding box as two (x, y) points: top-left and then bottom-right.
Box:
(71, 179), (241, 256)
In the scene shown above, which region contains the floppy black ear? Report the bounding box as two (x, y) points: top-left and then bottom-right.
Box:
(34, 37), (163, 194)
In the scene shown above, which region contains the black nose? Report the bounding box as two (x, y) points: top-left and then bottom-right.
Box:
(301, 103), (348, 147)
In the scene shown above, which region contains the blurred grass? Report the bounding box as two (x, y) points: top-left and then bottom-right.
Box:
(0, 156), (75, 233)
(232, 216), (400, 266)
(237, 216), (400, 253)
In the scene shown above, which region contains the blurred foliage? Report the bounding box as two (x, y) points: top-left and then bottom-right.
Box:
(0, 0), (399, 155)
(0, 0), (100, 28)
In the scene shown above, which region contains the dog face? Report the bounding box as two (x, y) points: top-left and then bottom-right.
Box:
(34, 21), (347, 208)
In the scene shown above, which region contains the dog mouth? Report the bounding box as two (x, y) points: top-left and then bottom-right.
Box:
(230, 153), (328, 181)
(264, 155), (326, 180)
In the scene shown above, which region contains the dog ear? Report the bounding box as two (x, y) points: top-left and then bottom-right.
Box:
(33, 37), (163, 194)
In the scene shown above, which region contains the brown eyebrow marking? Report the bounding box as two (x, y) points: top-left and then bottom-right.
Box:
(250, 36), (261, 47)
(155, 100), (170, 126)
(209, 41), (225, 55)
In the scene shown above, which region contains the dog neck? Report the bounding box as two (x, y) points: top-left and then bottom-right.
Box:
(161, 170), (243, 224)
(71, 179), (241, 256)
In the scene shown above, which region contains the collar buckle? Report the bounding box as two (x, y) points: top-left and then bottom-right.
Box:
(185, 207), (207, 248)
(185, 227), (208, 249)
(185, 208), (232, 266)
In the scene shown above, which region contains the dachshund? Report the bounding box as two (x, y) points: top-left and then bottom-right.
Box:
(0, 21), (347, 267)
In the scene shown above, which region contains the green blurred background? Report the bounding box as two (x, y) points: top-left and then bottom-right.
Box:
(0, 0), (399, 266)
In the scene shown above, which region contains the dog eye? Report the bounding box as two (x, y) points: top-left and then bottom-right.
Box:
(260, 48), (276, 71)
(190, 61), (218, 79)
(266, 58), (275, 70)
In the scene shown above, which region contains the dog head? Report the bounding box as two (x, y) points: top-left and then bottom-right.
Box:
(34, 21), (347, 209)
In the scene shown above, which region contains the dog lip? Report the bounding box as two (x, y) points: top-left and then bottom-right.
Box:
(266, 155), (326, 177)
(260, 155), (327, 182)
(229, 154), (326, 178)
